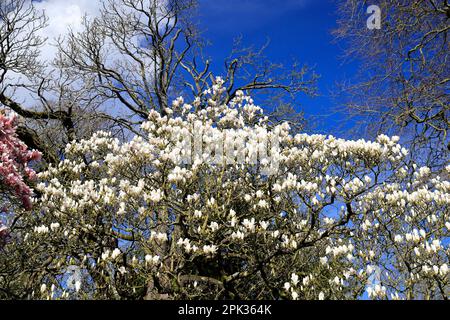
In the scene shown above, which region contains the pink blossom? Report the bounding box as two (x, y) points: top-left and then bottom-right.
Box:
(0, 113), (41, 210)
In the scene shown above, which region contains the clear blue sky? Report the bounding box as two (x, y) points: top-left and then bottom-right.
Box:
(197, 0), (360, 136)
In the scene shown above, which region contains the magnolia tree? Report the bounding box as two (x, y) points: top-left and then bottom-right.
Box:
(1, 79), (449, 300)
(0, 112), (41, 252)
(0, 112), (41, 210)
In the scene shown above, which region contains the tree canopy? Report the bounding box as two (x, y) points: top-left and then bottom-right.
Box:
(0, 0), (448, 300)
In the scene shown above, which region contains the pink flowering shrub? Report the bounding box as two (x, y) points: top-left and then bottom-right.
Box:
(0, 113), (41, 210)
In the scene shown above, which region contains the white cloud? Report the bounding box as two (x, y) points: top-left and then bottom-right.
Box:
(32, 0), (103, 62)
(6, 0), (164, 113)
(2, 1), (103, 106)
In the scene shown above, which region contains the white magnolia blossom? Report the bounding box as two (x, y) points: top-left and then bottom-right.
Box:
(74, 280), (81, 293)
(111, 248), (121, 260)
(202, 245), (218, 255)
(145, 254), (160, 265)
(14, 79), (449, 300)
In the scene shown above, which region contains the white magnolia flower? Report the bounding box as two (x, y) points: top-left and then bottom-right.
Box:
(242, 218), (256, 231)
(75, 280), (81, 292)
(50, 222), (60, 231)
(118, 266), (127, 275)
(320, 257), (328, 265)
(291, 273), (299, 286)
(209, 222), (219, 232)
(259, 221), (269, 230)
(148, 189), (163, 203)
(111, 248), (121, 259)
(284, 282), (291, 291)
(194, 210), (202, 218)
(151, 232), (168, 242)
(101, 250), (110, 261)
(231, 231), (245, 240)
(440, 264), (448, 275)
(257, 199), (269, 208)
(203, 245), (218, 255)
(145, 255), (160, 265)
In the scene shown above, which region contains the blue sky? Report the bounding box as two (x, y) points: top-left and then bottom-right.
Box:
(27, 0), (362, 137)
(197, 0), (360, 136)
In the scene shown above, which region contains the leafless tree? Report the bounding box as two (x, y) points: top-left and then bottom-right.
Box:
(1, 0), (317, 166)
(0, 0), (113, 163)
(333, 0), (449, 171)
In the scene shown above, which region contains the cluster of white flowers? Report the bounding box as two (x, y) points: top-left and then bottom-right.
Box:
(25, 79), (449, 300)
(150, 231), (168, 242)
(202, 244), (218, 255)
(145, 254), (160, 265)
(367, 284), (387, 299)
(34, 225), (49, 234)
(283, 272), (327, 300)
(100, 248), (121, 261)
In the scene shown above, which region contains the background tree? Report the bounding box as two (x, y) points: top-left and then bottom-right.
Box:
(333, 0), (449, 171)
(0, 0), (317, 167)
